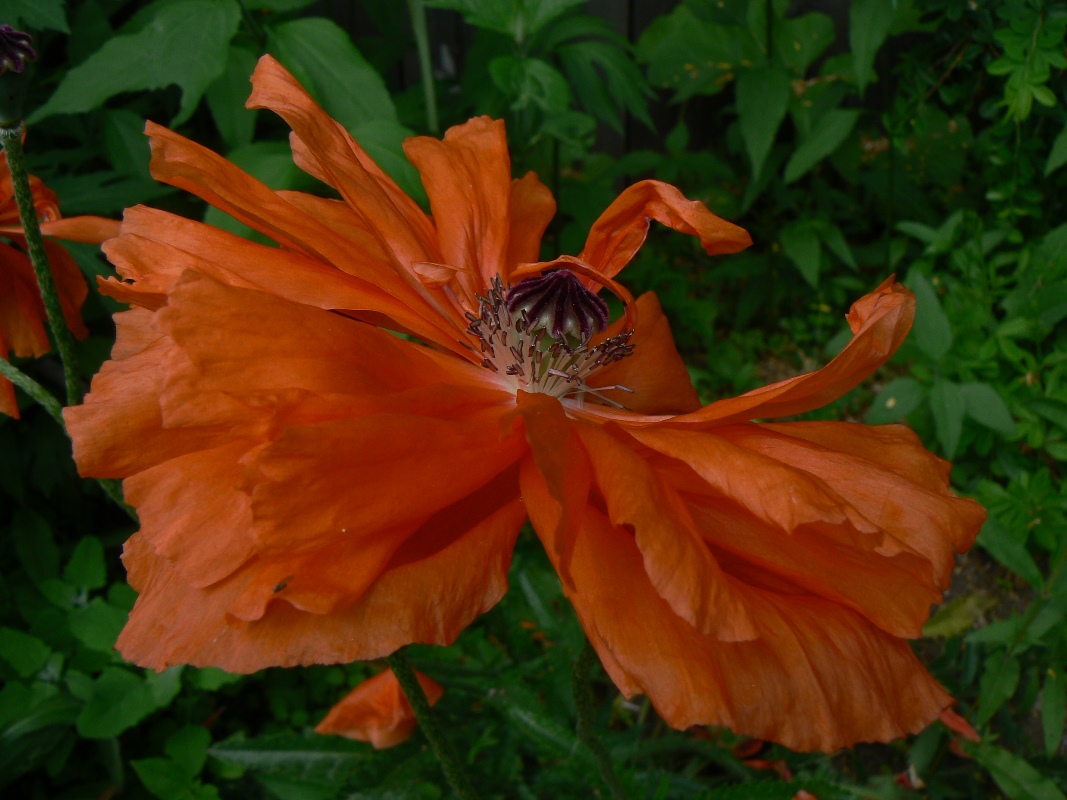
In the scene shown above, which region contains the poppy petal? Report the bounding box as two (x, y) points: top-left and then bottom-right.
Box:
(38, 215), (120, 243)
(316, 669), (444, 749)
(579, 180), (751, 279)
(505, 171), (555, 272)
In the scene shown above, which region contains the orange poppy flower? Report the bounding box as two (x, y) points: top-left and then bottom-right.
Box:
(63, 54), (986, 752)
(316, 668), (444, 749)
(0, 141), (120, 416)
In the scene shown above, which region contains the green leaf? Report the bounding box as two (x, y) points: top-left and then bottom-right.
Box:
(424, 0), (517, 36)
(350, 120), (426, 206)
(977, 518), (1044, 589)
(63, 536), (106, 591)
(849, 0), (897, 95)
(906, 271), (953, 360)
(523, 0), (587, 38)
(206, 45), (260, 151)
(774, 12), (835, 74)
(1032, 398), (1067, 431)
(208, 733), (374, 783)
(558, 40), (652, 133)
(76, 667), (182, 739)
(736, 68), (792, 181)
(268, 18), (397, 131)
(961, 382), (1015, 435)
(167, 725), (211, 777)
(929, 379), (964, 458)
(31, 0), (241, 125)
(0, 628), (52, 677)
(867, 377), (925, 424)
(490, 56), (572, 113)
(783, 109), (859, 184)
(7, 0), (69, 32)
(778, 221), (822, 286)
(817, 222), (857, 269)
(1045, 123), (1067, 176)
(69, 599), (128, 653)
(103, 109), (151, 178)
(132, 757), (195, 799)
(976, 650), (1021, 725)
(922, 593), (999, 638)
(10, 510), (59, 586)
(967, 742), (1067, 800)
(1043, 667), (1066, 758)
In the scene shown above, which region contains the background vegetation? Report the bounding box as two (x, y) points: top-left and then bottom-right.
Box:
(2, 0), (1066, 797)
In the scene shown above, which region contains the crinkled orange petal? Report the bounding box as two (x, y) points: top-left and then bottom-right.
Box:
(0, 243), (51, 358)
(553, 504), (952, 752)
(579, 179), (752, 279)
(573, 422), (757, 642)
(677, 278), (914, 425)
(403, 117), (511, 303)
(116, 487), (526, 671)
(732, 422), (986, 586)
(505, 171), (555, 274)
(246, 56), (440, 276)
(316, 668), (444, 749)
(38, 215), (121, 243)
(592, 291), (700, 415)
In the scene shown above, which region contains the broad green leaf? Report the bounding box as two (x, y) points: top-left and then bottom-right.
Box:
(774, 12), (835, 74)
(559, 40), (652, 133)
(424, 0), (517, 36)
(976, 650), (1021, 725)
(1043, 667), (1066, 758)
(922, 593), (999, 638)
(1045, 123), (1067, 176)
(76, 667), (182, 739)
(736, 68), (792, 181)
(783, 109), (859, 184)
(1031, 398), (1067, 431)
(929, 379), (964, 457)
(523, 0), (587, 38)
(10, 510), (59, 585)
(7, 0), (69, 32)
(31, 0), (241, 125)
(0, 628), (51, 677)
(961, 382), (1015, 435)
(131, 757), (195, 799)
(167, 726), (212, 777)
(867, 377), (925, 424)
(63, 536), (106, 591)
(817, 222), (857, 269)
(489, 56), (572, 113)
(205, 45), (260, 151)
(351, 121), (426, 206)
(906, 271), (953, 360)
(267, 18), (397, 131)
(850, 0), (897, 95)
(977, 518), (1044, 589)
(189, 667), (243, 691)
(103, 109), (151, 178)
(778, 221), (822, 286)
(967, 742), (1067, 800)
(69, 599), (128, 653)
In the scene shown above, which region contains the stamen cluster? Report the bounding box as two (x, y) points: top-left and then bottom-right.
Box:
(464, 276), (635, 408)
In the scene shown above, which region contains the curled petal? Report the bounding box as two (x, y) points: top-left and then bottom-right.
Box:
(316, 669), (444, 749)
(505, 171), (555, 273)
(579, 180), (751, 279)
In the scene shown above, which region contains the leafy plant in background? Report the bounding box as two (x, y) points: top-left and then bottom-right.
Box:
(2, 0), (1067, 798)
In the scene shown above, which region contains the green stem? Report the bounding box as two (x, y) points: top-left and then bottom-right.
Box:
(408, 0), (439, 134)
(0, 122), (81, 406)
(0, 358), (137, 521)
(0, 356), (63, 424)
(573, 640), (630, 800)
(386, 650), (480, 799)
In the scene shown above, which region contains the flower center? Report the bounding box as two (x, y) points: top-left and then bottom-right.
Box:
(464, 273), (635, 408)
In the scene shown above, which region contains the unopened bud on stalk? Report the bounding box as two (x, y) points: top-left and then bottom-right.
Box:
(0, 25), (37, 126)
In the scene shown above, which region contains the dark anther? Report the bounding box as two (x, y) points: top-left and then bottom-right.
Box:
(506, 269), (609, 343)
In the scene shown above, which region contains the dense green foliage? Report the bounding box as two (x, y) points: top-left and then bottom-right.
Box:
(2, 0), (1067, 797)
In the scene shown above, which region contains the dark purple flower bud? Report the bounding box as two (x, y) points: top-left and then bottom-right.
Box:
(0, 26), (35, 76)
(506, 269), (610, 343)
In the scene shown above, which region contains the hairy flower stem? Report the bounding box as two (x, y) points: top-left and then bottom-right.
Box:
(0, 122), (81, 406)
(573, 640), (630, 800)
(386, 651), (481, 799)
(0, 358), (136, 520)
(408, 0), (438, 133)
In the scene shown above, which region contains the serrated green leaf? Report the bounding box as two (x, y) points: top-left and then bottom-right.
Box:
(867, 377), (925, 423)
(490, 56), (572, 113)
(268, 18), (396, 131)
(774, 12), (835, 74)
(0, 628), (52, 677)
(206, 45), (260, 150)
(783, 109), (859, 184)
(960, 382), (1015, 435)
(907, 271), (953, 360)
(63, 536), (106, 591)
(1043, 667), (1066, 758)
(7, 0), (69, 32)
(850, 0), (897, 95)
(967, 742), (1067, 800)
(778, 221), (822, 286)
(31, 0), (241, 125)
(930, 379), (964, 457)
(736, 68), (792, 181)
(977, 518), (1044, 589)
(976, 650), (1021, 725)
(559, 40), (652, 133)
